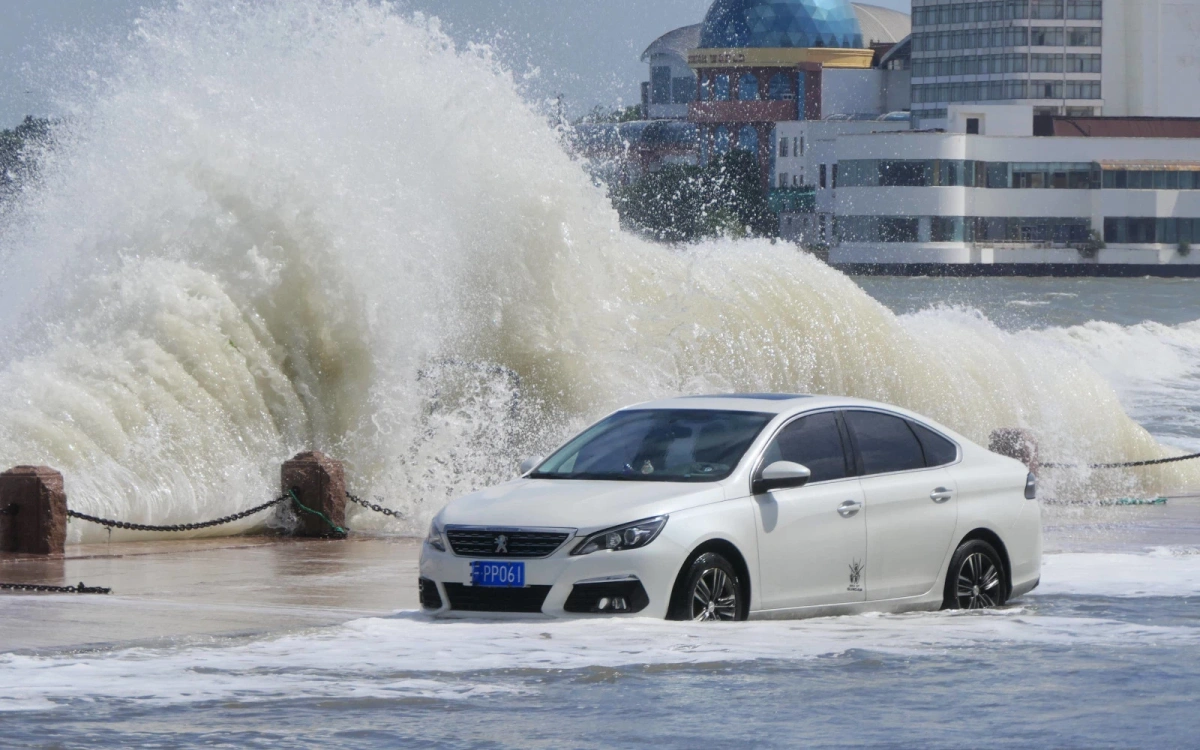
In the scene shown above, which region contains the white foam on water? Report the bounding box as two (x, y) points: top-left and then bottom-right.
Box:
(1, 551), (1197, 712)
(1034, 548), (1200, 597)
(0, 0), (1197, 542)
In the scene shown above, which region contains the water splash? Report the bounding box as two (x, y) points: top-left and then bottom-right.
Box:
(0, 0), (1194, 541)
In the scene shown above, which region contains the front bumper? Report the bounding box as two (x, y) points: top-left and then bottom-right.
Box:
(418, 536), (687, 619)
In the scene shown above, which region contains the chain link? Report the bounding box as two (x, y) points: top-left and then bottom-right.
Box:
(1043, 450), (1200, 470)
(67, 495), (290, 532)
(0, 581), (111, 594)
(346, 492), (407, 519)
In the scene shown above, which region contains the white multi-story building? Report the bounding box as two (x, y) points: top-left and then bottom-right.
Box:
(775, 104), (1200, 273)
(910, 0), (1200, 128)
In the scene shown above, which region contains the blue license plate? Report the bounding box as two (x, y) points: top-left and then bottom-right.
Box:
(471, 561), (525, 588)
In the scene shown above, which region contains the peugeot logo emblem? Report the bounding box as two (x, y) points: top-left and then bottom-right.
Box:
(495, 534), (508, 554)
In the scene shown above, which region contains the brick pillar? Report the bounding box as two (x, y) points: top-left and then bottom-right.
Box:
(989, 429), (1041, 475)
(281, 452), (346, 538)
(0, 466), (67, 555)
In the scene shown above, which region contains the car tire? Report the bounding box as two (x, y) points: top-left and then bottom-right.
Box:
(668, 551), (746, 621)
(942, 539), (1008, 610)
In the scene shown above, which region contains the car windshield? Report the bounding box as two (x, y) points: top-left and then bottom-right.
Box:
(530, 409), (773, 483)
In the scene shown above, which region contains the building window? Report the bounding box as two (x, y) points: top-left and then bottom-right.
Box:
(798, 137), (804, 156)
(839, 216), (1088, 245)
(651, 67), (671, 105)
(779, 172), (789, 189)
(1103, 169), (1200, 190)
(737, 125), (758, 154)
(819, 164), (827, 189)
(1031, 54), (1065, 73)
(1103, 217), (1195, 244)
(738, 74), (759, 102)
(714, 126), (731, 155)
(832, 164), (839, 189)
(1066, 54), (1102, 73)
(768, 73), (792, 101)
(714, 74), (730, 102)
(836, 160), (1103, 190)
(779, 137), (789, 158)
(1066, 81), (1101, 99)
(1067, 0), (1103, 20)
(672, 77), (696, 104)
(966, 118), (981, 135)
(1030, 0), (1064, 20)
(1030, 26), (1065, 46)
(1031, 80), (1063, 99)
(1067, 27), (1102, 46)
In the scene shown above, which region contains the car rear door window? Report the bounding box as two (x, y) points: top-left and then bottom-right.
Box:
(762, 412), (849, 483)
(908, 421), (958, 466)
(844, 411), (926, 476)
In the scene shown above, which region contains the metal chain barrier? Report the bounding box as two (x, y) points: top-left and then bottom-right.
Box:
(346, 492), (407, 520)
(0, 581), (111, 594)
(1043, 450), (1200, 470)
(66, 495), (291, 532)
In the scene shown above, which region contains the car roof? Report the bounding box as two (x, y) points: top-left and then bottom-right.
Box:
(625, 393), (890, 416)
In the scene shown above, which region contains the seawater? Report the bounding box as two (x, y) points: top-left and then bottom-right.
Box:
(1, 3), (1200, 747)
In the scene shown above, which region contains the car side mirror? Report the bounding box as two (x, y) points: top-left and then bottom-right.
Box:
(519, 456), (544, 476)
(753, 461), (812, 494)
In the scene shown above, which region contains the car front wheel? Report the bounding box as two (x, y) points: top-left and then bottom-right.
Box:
(669, 551), (745, 621)
(943, 539), (1008, 610)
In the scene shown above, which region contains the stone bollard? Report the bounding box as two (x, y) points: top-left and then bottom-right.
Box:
(989, 428), (1040, 475)
(0, 466), (67, 555)
(281, 451), (347, 538)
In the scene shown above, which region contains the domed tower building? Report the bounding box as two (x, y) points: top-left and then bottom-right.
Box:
(688, 0), (876, 188)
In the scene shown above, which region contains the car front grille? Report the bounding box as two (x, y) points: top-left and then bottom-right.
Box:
(443, 583), (552, 613)
(445, 528), (572, 558)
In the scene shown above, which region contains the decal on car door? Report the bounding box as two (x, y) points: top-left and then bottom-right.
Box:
(848, 559), (864, 592)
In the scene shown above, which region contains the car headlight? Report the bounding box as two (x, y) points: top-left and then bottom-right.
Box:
(425, 520), (446, 552)
(571, 516), (667, 556)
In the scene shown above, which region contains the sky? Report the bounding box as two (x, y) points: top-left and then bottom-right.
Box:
(0, 0), (911, 129)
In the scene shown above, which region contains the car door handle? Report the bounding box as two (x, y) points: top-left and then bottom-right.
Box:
(930, 487), (954, 503)
(837, 500), (863, 517)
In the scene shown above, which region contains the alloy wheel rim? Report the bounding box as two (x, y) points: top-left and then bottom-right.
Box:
(956, 552), (1001, 609)
(690, 567), (738, 621)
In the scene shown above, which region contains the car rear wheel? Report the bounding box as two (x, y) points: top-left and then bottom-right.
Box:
(668, 552), (745, 621)
(943, 539), (1007, 610)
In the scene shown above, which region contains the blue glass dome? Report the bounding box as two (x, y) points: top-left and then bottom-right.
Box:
(699, 0), (865, 49)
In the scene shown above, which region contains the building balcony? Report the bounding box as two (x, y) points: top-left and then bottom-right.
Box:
(689, 100), (798, 124)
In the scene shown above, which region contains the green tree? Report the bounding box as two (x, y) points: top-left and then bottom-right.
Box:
(613, 149), (776, 242)
(0, 116), (52, 196)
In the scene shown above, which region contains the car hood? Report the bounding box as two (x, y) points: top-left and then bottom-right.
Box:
(437, 478), (728, 532)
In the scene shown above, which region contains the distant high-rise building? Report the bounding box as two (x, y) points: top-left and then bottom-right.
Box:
(911, 0), (1200, 128)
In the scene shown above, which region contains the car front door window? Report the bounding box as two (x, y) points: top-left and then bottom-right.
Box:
(765, 412), (849, 482)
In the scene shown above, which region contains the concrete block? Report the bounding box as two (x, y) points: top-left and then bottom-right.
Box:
(281, 452), (346, 537)
(989, 428), (1040, 475)
(0, 466), (67, 555)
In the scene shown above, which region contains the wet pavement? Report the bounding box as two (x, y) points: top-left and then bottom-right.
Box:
(1, 496), (1197, 655)
(0, 536), (420, 653)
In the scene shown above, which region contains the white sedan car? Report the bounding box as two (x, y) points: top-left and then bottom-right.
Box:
(418, 394), (1042, 621)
